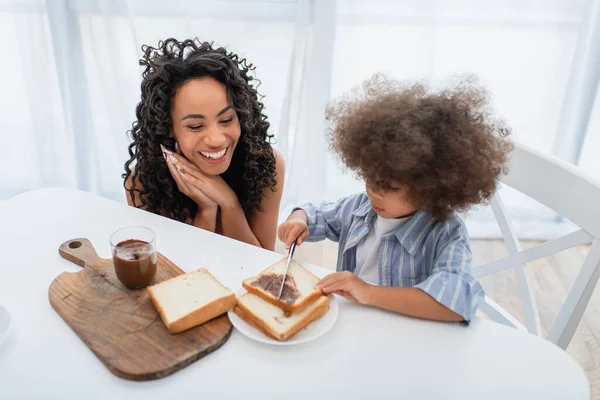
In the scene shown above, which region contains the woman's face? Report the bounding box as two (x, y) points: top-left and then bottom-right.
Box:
(170, 77), (241, 176)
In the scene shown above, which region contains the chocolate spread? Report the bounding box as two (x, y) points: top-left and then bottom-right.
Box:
(112, 239), (157, 289)
(251, 273), (300, 304)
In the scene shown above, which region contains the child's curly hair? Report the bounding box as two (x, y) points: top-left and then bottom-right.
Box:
(327, 74), (514, 221)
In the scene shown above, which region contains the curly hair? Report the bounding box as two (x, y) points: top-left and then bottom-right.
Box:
(327, 74), (514, 220)
(123, 38), (277, 222)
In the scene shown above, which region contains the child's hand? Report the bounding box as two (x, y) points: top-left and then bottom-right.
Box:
(315, 271), (373, 305)
(278, 210), (309, 249)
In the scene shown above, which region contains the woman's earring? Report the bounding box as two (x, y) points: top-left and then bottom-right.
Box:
(175, 142), (179, 152)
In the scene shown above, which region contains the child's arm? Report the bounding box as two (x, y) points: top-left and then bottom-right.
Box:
(316, 234), (484, 323)
(368, 286), (464, 321)
(315, 272), (464, 322)
(278, 195), (355, 248)
(412, 234), (485, 323)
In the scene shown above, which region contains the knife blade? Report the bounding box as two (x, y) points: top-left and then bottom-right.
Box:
(277, 241), (297, 299)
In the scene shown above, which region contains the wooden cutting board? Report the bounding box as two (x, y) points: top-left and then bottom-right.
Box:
(49, 238), (233, 381)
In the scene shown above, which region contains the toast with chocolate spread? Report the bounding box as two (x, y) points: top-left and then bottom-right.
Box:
(241, 258), (324, 313)
(234, 292), (330, 341)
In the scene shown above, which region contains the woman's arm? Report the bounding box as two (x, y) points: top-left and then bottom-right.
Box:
(165, 147), (285, 249)
(221, 148), (285, 250)
(125, 165), (219, 233)
(247, 148), (285, 249)
(193, 206), (218, 232)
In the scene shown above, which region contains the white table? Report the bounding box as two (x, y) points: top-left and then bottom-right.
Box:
(0, 188), (590, 400)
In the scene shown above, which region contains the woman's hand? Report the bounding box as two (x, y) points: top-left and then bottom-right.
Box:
(162, 145), (238, 210)
(162, 145), (217, 211)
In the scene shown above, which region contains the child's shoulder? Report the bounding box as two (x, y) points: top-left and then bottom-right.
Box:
(337, 192), (371, 214)
(428, 212), (471, 245)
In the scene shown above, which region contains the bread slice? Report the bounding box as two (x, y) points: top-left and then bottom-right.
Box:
(148, 268), (236, 334)
(234, 292), (330, 341)
(242, 258), (323, 313)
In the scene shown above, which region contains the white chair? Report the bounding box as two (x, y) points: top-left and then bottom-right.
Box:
(472, 141), (600, 350)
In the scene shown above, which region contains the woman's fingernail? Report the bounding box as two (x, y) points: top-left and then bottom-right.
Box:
(169, 154), (178, 163)
(161, 144), (173, 154)
(162, 152), (167, 160)
(179, 167), (186, 174)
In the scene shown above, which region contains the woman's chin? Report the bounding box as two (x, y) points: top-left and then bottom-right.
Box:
(193, 159), (232, 176)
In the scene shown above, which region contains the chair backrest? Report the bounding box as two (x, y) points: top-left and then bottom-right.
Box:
(472, 142), (600, 350)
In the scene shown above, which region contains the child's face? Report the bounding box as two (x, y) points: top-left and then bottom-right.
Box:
(365, 181), (419, 219)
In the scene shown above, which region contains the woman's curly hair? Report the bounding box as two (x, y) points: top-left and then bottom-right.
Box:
(123, 38), (276, 222)
(327, 74), (514, 220)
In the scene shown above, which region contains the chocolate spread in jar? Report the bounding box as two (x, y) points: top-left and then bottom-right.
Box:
(251, 273), (300, 304)
(112, 239), (157, 289)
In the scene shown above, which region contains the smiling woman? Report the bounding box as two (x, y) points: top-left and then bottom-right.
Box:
(123, 38), (285, 251)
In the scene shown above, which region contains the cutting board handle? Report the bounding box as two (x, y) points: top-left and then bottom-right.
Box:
(59, 238), (102, 268)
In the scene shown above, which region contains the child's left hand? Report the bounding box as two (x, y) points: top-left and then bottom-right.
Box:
(315, 271), (373, 305)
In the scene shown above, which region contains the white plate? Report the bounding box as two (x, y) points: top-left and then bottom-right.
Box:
(228, 287), (339, 346)
(0, 305), (11, 347)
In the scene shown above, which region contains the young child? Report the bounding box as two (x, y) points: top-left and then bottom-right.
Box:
(278, 74), (513, 324)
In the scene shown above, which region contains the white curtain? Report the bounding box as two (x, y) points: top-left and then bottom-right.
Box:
(2, 0), (599, 240)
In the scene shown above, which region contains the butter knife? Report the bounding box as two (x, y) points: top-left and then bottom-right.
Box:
(277, 241), (296, 299)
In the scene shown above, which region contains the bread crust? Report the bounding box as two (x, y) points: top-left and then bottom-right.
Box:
(148, 268), (236, 334)
(234, 294), (330, 341)
(242, 258), (324, 313)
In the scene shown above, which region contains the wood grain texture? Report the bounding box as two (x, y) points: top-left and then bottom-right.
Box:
(49, 238), (232, 381)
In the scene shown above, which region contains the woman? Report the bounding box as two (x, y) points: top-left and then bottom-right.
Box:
(123, 38), (284, 251)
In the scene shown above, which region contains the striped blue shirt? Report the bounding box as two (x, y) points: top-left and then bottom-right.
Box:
(298, 192), (485, 322)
